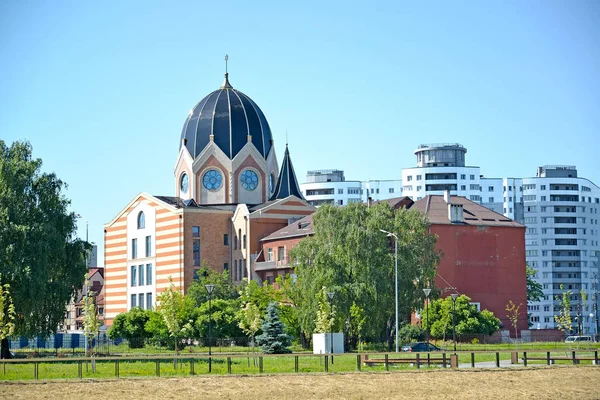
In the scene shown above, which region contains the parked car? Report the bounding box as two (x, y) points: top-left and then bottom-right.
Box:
(565, 335), (593, 343)
(401, 342), (443, 352)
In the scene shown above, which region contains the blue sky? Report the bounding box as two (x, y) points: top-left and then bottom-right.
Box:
(1, 1), (599, 263)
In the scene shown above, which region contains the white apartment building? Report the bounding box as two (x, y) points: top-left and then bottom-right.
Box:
(300, 170), (402, 207)
(521, 165), (600, 332)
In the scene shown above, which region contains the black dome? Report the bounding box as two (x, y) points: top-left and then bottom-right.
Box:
(180, 74), (273, 160)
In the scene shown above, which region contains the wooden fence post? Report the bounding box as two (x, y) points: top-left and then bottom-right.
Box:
(471, 352), (475, 368)
(227, 357), (232, 374)
(259, 356), (263, 373)
(384, 354), (389, 371)
(294, 356), (299, 373)
(523, 352), (527, 367)
(356, 355), (361, 371)
(495, 352), (500, 368)
(156, 360), (160, 377)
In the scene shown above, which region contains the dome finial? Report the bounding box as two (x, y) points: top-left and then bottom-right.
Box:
(221, 54), (233, 89)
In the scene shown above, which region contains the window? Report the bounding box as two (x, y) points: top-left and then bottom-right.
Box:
(146, 264), (152, 285)
(267, 248), (273, 261)
(376, 188), (379, 194)
(240, 169), (259, 191)
(243, 234), (247, 249)
(203, 169), (223, 191)
(461, 185), (466, 190)
(234, 260), (238, 280)
(489, 197), (494, 203)
(224, 262), (228, 272)
(488, 187), (494, 191)
(243, 260), (247, 277)
(407, 176), (413, 181)
(146, 293), (152, 310)
(234, 232), (237, 250)
(389, 188), (394, 194)
(132, 238), (137, 259)
(131, 294), (137, 308)
(192, 226), (200, 237)
(461, 174), (466, 180)
(370, 188), (374, 194)
(416, 186), (422, 191)
(131, 265), (137, 287)
(541, 196), (546, 201)
(338, 189), (343, 194)
(509, 208), (513, 213)
(509, 186), (512, 191)
(193, 239), (200, 266)
(277, 246), (285, 261)
(145, 235), (151, 257)
(137, 211), (145, 229)
(98, 307), (104, 315)
(224, 234), (229, 245)
(470, 175), (475, 180)
(139, 264), (144, 286)
(138, 293), (145, 310)
(416, 175), (422, 181)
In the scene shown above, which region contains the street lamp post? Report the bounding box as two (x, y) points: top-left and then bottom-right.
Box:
(379, 229), (399, 353)
(590, 313), (594, 336)
(450, 293), (459, 353)
(205, 284), (215, 372)
(423, 289), (431, 349)
(76, 214), (90, 360)
(326, 291), (335, 365)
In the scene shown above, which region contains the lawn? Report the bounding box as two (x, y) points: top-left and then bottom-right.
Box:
(2, 366), (599, 399)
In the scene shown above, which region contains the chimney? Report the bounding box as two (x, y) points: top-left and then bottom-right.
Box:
(448, 203), (464, 223)
(444, 190), (450, 204)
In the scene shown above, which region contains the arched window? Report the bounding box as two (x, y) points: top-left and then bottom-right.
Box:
(137, 211), (145, 229)
(238, 229), (242, 249)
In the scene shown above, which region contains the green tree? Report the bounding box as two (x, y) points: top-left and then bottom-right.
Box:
(290, 203), (440, 349)
(526, 266), (543, 302)
(505, 300), (522, 339)
(107, 308), (151, 348)
(144, 310), (171, 347)
(186, 265), (238, 306)
(238, 301), (262, 357)
(194, 298), (243, 339)
(398, 324), (424, 344)
(0, 278), (16, 359)
(83, 277), (102, 355)
(158, 278), (195, 353)
(0, 140), (90, 352)
(314, 287), (336, 334)
(421, 295), (500, 339)
(554, 285), (572, 336)
(256, 302), (292, 354)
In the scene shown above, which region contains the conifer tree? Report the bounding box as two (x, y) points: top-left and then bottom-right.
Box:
(256, 302), (291, 354)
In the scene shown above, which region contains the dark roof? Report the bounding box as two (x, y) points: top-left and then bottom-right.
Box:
(153, 196), (236, 211)
(261, 214), (314, 241)
(269, 145), (304, 201)
(411, 195), (524, 227)
(180, 73), (273, 160)
(372, 196), (414, 210)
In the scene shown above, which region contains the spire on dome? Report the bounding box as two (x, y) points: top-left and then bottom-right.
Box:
(269, 144), (304, 201)
(221, 54), (233, 89)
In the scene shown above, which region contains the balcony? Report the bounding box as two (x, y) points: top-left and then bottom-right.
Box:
(254, 257), (292, 271)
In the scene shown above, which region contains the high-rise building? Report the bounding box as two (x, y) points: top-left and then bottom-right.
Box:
(521, 165), (600, 331)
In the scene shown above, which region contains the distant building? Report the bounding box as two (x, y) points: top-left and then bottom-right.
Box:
(300, 169), (402, 207)
(87, 244), (98, 268)
(62, 268), (104, 332)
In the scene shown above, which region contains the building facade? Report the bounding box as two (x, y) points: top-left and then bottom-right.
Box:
(300, 169), (402, 207)
(521, 166), (600, 331)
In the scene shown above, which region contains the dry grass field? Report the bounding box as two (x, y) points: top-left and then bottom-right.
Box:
(2, 366), (599, 399)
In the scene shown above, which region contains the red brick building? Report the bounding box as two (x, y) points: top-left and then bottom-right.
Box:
(412, 193), (528, 332)
(256, 193), (529, 333)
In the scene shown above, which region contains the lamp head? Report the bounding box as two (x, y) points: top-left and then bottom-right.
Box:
(450, 293), (459, 301)
(205, 284), (215, 294)
(423, 288), (432, 297)
(326, 291), (335, 301)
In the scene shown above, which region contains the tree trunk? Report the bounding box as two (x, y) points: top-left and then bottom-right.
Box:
(1, 338), (12, 359)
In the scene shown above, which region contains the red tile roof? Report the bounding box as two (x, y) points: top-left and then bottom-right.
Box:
(261, 214), (314, 241)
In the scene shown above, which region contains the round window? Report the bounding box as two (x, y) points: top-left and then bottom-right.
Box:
(240, 170), (259, 191)
(180, 173), (189, 193)
(202, 169), (223, 191)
